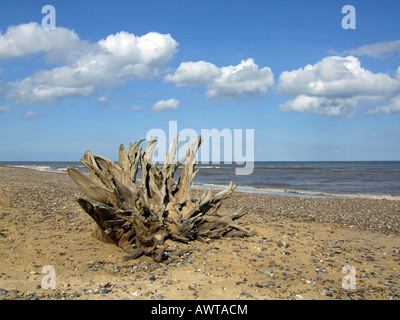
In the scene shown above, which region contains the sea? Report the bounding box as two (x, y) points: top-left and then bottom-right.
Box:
(1, 161), (400, 199)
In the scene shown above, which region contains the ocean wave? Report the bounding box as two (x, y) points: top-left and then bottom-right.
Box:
(3, 162), (399, 200)
(9, 164), (51, 172)
(255, 166), (314, 170)
(192, 182), (400, 200)
(197, 165), (228, 169)
(35, 165), (52, 171)
(11, 165), (34, 169)
(3, 164), (84, 174)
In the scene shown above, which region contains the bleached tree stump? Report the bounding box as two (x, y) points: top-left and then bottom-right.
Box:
(67, 136), (249, 261)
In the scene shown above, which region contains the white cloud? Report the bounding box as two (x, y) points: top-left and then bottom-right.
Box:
(1, 24), (178, 104)
(99, 31), (177, 67)
(279, 56), (399, 98)
(164, 61), (221, 86)
(7, 75), (95, 104)
(165, 58), (274, 100)
(331, 40), (400, 59)
(0, 22), (82, 62)
(207, 59), (274, 99)
(152, 98), (179, 112)
(366, 95), (400, 114)
(278, 56), (400, 116)
(279, 95), (361, 117)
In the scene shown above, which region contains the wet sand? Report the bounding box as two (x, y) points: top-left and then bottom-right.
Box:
(0, 166), (399, 300)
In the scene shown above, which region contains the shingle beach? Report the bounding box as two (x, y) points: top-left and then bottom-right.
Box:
(1, 166), (399, 300)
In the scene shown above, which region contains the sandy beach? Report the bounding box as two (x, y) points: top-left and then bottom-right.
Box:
(0, 165), (399, 300)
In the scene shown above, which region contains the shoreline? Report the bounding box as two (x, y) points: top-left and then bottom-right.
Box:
(195, 183), (400, 201)
(2, 164), (400, 201)
(1, 166), (399, 300)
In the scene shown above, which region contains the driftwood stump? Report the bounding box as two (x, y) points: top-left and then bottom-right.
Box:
(67, 136), (249, 262)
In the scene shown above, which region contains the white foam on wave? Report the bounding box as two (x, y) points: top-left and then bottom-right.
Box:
(193, 182), (400, 200)
(4, 164), (83, 175)
(4, 163), (399, 201)
(34, 165), (52, 171)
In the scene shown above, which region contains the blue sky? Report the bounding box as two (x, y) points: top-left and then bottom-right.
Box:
(1, 0), (400, 161)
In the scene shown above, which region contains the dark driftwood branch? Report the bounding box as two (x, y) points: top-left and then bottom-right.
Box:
(67, 136), (249, 261)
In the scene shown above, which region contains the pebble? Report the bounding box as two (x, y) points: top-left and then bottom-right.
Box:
(263, 270), (274, 276)
(1, 166), (400, 300)
(240, 291), (252, 298)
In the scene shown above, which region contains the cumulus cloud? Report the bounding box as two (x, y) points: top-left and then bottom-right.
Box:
(278, 56), (400, 116)
(279, 56), (399, 98)
(152, 98), (179, 112)
(207, 59), (274, 99)
(330, 40), (400, 59)
(165, 58), (274, 100)
(0, 22), (83, 62)
(366, 95), (400, 114)
(164, 61), (221, 86)
(99, 31), (177, 67)
(0, 23), (178, 104)
(279, 95), (362, 117)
